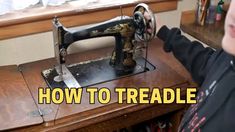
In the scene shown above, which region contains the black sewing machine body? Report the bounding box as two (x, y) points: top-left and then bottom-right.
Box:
(54, 16), (138, 73)
(42, 3), (157, 88)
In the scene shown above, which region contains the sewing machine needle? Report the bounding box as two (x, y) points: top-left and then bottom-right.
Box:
(120, 6), (123, 20)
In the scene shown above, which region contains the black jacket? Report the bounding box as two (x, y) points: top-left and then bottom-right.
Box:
(157, 26), (235, 132)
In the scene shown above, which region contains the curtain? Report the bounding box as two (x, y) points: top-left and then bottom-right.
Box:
(41, 0), (69, 6)
(0, 0), (73, 15)
(0, 0), (135, 15)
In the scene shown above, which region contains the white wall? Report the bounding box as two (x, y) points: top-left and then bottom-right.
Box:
(0, 0), (197, 66)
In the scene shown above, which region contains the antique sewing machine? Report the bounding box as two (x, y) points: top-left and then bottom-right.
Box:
(42, 3), (157, 88)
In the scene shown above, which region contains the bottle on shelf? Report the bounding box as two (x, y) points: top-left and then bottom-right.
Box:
(206, 0), (217, 24)
(216, 0), (224, 21)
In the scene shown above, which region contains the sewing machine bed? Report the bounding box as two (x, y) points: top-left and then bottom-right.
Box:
(42, 57), (155, 89)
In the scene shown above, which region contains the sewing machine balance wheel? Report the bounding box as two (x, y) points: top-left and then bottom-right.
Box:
(133, 3), (157, 42)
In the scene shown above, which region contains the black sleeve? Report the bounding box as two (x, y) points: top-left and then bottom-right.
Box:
(224, 90), (235, 129)
(156, 26), (215, 86)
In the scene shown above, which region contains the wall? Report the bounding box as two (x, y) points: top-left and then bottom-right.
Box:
(0, 0), (197, 66)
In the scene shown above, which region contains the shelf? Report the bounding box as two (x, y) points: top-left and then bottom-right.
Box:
(180, 10), (225, 49)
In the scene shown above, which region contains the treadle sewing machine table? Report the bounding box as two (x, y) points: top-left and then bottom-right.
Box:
(0, 39), (194, 132)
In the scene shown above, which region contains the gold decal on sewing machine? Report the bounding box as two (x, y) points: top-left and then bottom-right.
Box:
(38, 87), (197, 104)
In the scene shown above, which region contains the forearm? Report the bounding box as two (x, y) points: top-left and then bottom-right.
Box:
(156, 26), (215, 85)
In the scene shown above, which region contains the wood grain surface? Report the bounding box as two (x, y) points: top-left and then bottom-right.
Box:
(0, 65), (43, 131)
(19, 58), (60, 126)
(16, 38), (191, 131)
(180, 10), (225, 49)
(0, 38), (196, 131)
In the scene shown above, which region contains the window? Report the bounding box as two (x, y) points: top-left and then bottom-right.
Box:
(0, 0), (177, 40)
(0, 0), (77, 15)
(0, 0), (138, 15)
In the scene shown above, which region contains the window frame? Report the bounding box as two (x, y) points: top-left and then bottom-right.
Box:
(0, 0), (177, 40)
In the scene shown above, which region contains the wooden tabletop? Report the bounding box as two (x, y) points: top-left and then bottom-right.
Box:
(0, 38), (193, 131)
(0, 66), (43, 130)
(180, 10), (225, 49)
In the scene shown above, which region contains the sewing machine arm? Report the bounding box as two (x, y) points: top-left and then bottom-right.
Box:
(54, 16), (138, 74)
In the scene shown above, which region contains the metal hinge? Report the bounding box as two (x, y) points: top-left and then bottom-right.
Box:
(18, 66), (23, 72)
(28, 108), (53, 117)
